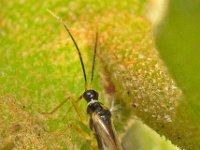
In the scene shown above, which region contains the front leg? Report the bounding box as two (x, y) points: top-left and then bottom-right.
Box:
(42, 95), (84, 121)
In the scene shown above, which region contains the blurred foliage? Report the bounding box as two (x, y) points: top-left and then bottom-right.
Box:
(156, 0), (200, 117)
(122, 121), (178, 150)
(156, 0), (200, 149)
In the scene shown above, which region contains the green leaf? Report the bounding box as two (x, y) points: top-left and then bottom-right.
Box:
(156, 0), (200, 149)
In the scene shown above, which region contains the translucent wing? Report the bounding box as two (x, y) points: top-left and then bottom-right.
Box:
(91, 112), (122, 150)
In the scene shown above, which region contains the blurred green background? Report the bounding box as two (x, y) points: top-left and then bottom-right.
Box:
(156, 0), (200, 126)
(0, 0), (199, 149)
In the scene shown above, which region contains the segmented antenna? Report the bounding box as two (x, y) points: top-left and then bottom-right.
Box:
(47, 9), (88, 89)
(90, 32), (98, 84)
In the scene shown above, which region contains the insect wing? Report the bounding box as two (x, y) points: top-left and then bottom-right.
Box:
(91, 112), (122, 150)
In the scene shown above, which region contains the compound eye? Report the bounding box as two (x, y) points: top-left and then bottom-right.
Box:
(86, 92), (91, 96)
(89, 92), (94, 98)
(85, 92), (91, 98)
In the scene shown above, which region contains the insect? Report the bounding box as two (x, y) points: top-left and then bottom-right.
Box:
(47, 10), (122, 150)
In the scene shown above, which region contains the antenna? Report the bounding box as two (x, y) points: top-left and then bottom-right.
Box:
(90, 32), (98, 85)
(47, 9), (88, 89)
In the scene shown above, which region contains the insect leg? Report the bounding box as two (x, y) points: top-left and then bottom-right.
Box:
(42, 95), (84, 121)
(109, 100), (121, 113)
(42, 97), (70, 115)
(66, 95), (85, 122)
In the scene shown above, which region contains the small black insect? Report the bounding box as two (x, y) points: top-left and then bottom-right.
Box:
(47, 10), (122, 150)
